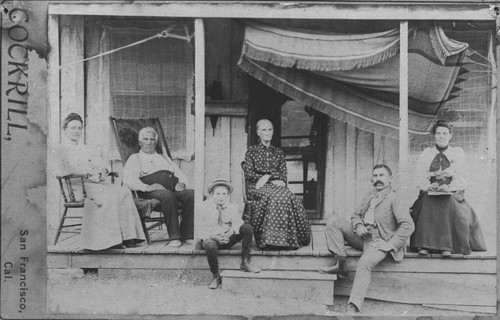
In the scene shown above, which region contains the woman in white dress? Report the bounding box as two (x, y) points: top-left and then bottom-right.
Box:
(55, 113), (145, 250)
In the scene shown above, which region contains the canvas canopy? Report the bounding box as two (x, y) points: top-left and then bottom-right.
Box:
(238, 22), (469, 138)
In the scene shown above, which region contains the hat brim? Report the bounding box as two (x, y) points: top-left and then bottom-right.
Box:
(208, 182), (233, 194)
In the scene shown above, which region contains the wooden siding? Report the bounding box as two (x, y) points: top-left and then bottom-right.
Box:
(327, 119), (400, 220)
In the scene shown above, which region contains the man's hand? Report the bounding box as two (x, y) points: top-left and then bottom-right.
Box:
(271, 180), (286, 187)
(354, 224), (368, 237)
(175, 182), (186, 192)
(145, 183), (166, 192)
(373, 239), (394, 252)
(220, 229), (235, 244)
(256, 174), (271, 189)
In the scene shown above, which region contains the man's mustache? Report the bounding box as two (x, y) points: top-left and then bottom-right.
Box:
(373, 180), (384, 186)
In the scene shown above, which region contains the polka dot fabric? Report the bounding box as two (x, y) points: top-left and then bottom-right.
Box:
(244, 144), (311, 249)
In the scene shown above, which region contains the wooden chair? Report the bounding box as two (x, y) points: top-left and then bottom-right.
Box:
(54, 171), (120, 245)
(109, 116), (175, 244)
(53, 174), (86, 245)
(241, 161), (253, 223)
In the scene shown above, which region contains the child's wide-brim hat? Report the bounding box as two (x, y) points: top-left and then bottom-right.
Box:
(207, 179), (233, 194)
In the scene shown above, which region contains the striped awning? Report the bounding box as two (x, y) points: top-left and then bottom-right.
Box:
(238, 22), (468, 138)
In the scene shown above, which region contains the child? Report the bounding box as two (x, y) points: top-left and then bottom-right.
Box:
(198, 179), (261, 289)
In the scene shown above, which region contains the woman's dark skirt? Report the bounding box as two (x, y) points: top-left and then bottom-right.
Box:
(410, 192), (487, 255)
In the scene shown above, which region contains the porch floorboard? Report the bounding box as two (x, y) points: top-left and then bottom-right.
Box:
(47, 227), (496, 310)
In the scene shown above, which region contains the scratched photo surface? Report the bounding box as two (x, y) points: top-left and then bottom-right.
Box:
(1, 0), (498, 319)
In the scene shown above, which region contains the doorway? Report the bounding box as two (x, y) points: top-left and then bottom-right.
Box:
(248, 79), (327, 220)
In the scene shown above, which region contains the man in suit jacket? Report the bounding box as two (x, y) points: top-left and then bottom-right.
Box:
(318, 164), (414, 314)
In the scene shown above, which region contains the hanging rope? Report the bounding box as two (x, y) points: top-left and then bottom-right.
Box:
(57, 26), (194, 70)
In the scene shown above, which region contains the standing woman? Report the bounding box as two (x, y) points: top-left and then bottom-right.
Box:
(244, 119), (311, 249)
(55, 113), (145, 250)
(410, 120), (486, 256)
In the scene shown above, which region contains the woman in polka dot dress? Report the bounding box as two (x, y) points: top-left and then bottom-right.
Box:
(244, 119), (311, 250)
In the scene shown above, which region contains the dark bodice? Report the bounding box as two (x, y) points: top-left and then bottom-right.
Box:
(429, 147), (452, 185)
(244, 143), (287, 190)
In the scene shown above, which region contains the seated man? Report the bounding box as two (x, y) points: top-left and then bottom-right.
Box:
(123, 127), (194, 247)
(198, 179), (261, 289)
(318, 164), (414, 314)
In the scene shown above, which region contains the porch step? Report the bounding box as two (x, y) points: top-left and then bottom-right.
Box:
(220, 270), (337, 305)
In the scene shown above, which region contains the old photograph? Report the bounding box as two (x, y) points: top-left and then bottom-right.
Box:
(1, 0), (498, 318)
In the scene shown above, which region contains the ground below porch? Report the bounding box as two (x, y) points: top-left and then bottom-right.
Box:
(47, 225), (497, 315)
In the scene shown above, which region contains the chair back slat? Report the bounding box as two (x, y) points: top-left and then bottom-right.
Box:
(241, 161), (253, 223)
(58, 177), (68, 203)
(66, 179), (75, 202)
(241, 161), (249, 203)
(80, 176), (87, 198)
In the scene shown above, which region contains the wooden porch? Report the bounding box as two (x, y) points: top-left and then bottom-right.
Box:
(47, 225), (497, 314)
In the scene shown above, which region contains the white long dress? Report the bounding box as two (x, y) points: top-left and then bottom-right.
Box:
(55, 139), (145, 250)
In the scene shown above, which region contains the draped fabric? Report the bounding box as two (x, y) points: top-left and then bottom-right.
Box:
(238, 22), (468, 138)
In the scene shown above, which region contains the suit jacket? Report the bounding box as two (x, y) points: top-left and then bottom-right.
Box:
(351, 187), (415, 261)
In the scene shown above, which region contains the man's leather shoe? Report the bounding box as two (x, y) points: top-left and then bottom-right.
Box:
(209, 274), (222, 289)
(346, 303), (359, 314)
(240, 258), (261, 273)
(317, 259), (347, 278)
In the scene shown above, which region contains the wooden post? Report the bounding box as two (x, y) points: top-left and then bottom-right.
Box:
(47, 14), (60, 236)
(345, 124), (356, 216)
(496, 27), (500, 310)
(488, 33), (496, 164)
(194, 19), (205, 243)
(399, 21), (410, 204)
(323, 118), (335, 220)
(60, 16), (84, 135)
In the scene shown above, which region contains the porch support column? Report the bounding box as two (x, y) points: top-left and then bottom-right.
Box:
(488, 33), (496, 164)
(399, 21), (409, 201)
(194, 18), (205, 242)
(47, 14), (61, 236)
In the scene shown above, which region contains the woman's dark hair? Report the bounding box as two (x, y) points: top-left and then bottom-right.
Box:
(62, 113), (83, 130)
(431, 120), (452, 135)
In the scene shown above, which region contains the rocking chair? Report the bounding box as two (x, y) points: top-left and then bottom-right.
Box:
(110, 116), (175, 244)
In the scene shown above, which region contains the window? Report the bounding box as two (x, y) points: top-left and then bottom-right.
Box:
(105, 21), (194, 159)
